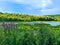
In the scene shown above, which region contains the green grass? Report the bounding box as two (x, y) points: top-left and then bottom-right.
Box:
(0, 22), (60, 45)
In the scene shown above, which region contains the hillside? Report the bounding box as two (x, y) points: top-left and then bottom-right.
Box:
(0, 12), (60, 21)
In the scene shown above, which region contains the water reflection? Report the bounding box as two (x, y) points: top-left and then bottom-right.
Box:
(41, 22), (60, 26)
(1, 22), (60, 26)
(20, 22), (60, 26)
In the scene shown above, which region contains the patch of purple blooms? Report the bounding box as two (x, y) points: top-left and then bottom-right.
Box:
(2, 22), (18, 32)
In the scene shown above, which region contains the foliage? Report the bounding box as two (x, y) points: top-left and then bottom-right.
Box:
(0, 22), (60, 45)
(0, 12), (59, 21)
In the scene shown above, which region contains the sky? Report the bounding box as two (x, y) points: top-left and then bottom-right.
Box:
(0, 0), (60, 15)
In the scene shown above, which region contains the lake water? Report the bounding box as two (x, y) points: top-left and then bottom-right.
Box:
(0, 22), (60, 26)
(19, 22), (60, 26)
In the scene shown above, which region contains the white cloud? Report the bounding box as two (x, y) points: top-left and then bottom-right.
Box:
(12, 0), (53, 9)
(41, 7), (60, 15)
(0, 0), (53, 10)
(0, 0), (56, 15)
(11, 0), (54, 15)
(41, 8), (60, 12)
(41, 0), (52, 9)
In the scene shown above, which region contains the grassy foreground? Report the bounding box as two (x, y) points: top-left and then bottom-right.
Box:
(0, 22), (60, 45)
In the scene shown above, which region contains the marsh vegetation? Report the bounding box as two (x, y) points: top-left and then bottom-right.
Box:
(0, 22), (60, 45)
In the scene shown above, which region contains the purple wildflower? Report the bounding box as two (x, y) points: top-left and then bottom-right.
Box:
(2, 22), (18, 32)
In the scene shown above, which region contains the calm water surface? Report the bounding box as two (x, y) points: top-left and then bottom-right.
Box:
(19, 22), (60, 26)
(0, 22), (60, 26)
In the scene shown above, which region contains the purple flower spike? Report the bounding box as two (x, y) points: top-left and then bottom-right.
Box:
(2, 22), (18, 32)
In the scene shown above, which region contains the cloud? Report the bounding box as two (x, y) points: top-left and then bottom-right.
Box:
(12, 0), (53, 9)
(1, 0), (60, 15)
(41, 7), (60, 15)
(0, 0), (53, 11)
(41, 0), (52, 9)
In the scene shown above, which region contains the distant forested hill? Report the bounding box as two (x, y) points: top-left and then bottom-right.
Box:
(0, 12), (60, 21)
(47, 14), (60, 21)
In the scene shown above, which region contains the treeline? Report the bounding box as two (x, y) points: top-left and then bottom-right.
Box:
(0, 12), (60, 21)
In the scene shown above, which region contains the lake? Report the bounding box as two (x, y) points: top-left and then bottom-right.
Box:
(0, 21), (60, 26)
(15, 21), (60, 26)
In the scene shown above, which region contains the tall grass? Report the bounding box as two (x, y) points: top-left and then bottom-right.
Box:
(0, 22), (60, 45)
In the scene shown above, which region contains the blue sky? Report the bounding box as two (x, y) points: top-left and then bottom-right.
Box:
(0, 0), (60, 15)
